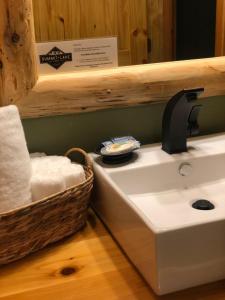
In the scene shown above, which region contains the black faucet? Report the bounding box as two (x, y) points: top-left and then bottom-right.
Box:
(162, 88), (204, 154)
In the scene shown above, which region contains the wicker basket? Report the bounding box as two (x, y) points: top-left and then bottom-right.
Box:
(0, 148), (93, 265)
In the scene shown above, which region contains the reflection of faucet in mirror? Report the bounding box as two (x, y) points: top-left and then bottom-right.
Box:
(162, 88), (204, 154)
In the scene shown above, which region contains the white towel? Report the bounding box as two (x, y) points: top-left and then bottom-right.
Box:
(62, 163), (86, 188)
(0, 105), (31, 212)
(30, 156), (85, 201)
(31, 172), (66, 201)
(31, 156), (71, 174)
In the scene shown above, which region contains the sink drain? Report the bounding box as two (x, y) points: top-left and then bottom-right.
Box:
(192, 199), (215, 210)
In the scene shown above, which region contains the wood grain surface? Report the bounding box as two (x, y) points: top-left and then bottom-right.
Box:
(18, 56), (225, 118)
(0, 0), (38, 106)
(216, 0), (225, 56)
(32, 0), (148, 67)
(147, 0), (175, 63)
(0, 210), (225, 300)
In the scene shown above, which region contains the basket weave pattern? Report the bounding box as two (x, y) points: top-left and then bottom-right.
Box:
(0, 148), (93, 265)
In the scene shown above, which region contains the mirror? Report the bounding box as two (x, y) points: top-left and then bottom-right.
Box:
(32, 0), (225, 67)
(2, 0), (225, 119)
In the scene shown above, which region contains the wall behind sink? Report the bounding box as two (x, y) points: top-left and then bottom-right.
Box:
(23, 96), (225, 154)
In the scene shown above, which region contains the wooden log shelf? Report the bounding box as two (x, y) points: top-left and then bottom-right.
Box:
(18, 56), (225, 118)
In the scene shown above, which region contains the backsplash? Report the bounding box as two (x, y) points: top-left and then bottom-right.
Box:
(23, 95), (225, 155)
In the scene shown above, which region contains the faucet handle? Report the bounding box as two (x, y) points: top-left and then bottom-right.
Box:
(187, 105), (202, 136)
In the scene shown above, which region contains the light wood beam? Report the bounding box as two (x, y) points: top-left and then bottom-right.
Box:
(17, 56), (225, 118)
(0, 0), (38, 107)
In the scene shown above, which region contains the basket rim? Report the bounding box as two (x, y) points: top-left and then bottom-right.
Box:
(0, 149), (94, 217)
(0, 167), (93, 217)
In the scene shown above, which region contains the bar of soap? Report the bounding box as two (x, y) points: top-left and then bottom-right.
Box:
(101, 140), (138, 155)
(107, 142), (133, 152)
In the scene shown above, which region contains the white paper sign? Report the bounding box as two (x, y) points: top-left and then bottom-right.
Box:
(36, 37), (118, 74)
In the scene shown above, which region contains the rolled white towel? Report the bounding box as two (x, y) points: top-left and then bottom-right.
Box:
(0, 105), (31, 212)
(30, 157), (67, 201)
(31, 172), (66, 201)
(62, 163), (86, 188)
(30, 156), (86, 201)
(31, 156), (71, 173)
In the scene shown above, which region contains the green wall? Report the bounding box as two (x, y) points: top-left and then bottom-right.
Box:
(22, 96), (225, 155)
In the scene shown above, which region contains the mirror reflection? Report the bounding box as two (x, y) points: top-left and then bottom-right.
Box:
(32, 0), (225, 66)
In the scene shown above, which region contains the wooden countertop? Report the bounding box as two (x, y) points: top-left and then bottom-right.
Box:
(0, 210), (225, 300)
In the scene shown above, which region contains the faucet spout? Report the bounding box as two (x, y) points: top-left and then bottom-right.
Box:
(162, 88), (204, 154)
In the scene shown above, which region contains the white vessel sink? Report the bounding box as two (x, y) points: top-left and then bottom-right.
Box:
(91, 133), (225, 295)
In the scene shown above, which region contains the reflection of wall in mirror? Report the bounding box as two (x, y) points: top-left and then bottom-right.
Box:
(32, 0), (225, 66)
